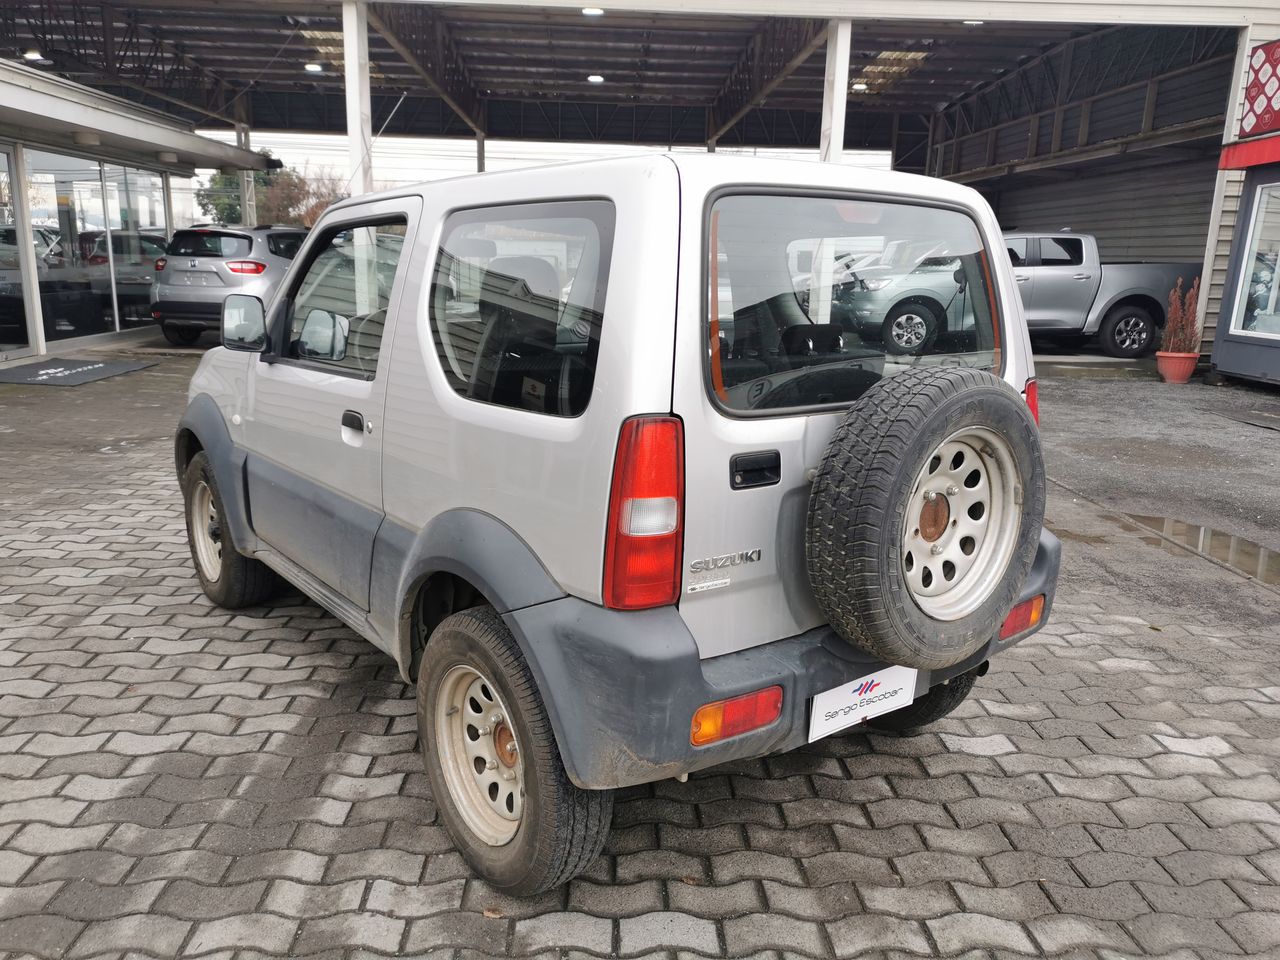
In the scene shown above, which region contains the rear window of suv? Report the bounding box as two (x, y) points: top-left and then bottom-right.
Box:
(707, 193), (1002, 414)
(168, 230), (251, 258)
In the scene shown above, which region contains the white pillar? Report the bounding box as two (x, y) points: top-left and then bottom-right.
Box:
(343, 0), (375, 196)
(235, 124), (257, 227)
(819, 19), (851, 164)
(10, 145), (47, 357)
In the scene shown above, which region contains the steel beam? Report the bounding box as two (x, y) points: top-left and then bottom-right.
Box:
(368, 1), (483, 134)
(708, 17), (829, 143)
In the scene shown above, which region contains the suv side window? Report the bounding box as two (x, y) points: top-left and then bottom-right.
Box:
(268, 232), (306, 259)
(284, 219), (407, 380)
(429, 200), (616, 417)
(1039, 237), (1083, 266)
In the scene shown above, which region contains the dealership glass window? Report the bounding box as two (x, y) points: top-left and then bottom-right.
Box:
(104, 165), (168, 329)
(169, 176), (198, 231)
(25, 149), (116, 340)
(0, 151), (32, 354)
(1230, 185), (1280, 338)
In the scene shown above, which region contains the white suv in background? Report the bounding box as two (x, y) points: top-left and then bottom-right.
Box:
(175, 155), (1060, 895)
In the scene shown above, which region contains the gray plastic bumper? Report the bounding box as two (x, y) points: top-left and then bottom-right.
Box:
(507, 527), (1061, 790)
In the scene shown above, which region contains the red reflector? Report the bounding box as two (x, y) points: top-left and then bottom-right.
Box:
(151, 309), (161, 319)
(226, 260), (266, 275)
(1023, 378), (1039, 426)
(603, 415), (684, 610)
(154, 257), (167, 272)
(691, 686), (783, 746)
(1000, 594), (1045, 640)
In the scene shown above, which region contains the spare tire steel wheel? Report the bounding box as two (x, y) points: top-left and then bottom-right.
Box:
(806, 367), (1045, 670)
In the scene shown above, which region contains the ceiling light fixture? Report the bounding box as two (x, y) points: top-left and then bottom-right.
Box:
(582, 7), (605, 15)
(851, 81), (869, 92)
(963, 19), (985, 25)
(304, 62), (324, 73)
(22, 48), (44, 61)
(588, 73), (605, 83)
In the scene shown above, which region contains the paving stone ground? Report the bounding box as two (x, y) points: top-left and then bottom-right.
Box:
(0, 352), (1278, 959)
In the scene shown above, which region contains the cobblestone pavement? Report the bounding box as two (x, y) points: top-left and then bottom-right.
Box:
(1, 354), (1278, 959)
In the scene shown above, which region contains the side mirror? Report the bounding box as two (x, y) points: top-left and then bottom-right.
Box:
(222, 294), (266, 352)
(296, 308), (348, 361)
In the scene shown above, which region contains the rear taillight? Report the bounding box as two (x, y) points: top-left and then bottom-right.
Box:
(226, 260), (266, 275)
(87, 254), (108, 266)
(603, 415), (684, 610)
(1000, 594), (1045, 640)
(154, 258), (167, 272)
(691, 686), (783, 746)
(1023, 378), (1039, 426)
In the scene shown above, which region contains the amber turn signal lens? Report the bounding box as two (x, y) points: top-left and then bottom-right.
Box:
(1000, 594), (1045, 640)
(690, 686), (783, 746)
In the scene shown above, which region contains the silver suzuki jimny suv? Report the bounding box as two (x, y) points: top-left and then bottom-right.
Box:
(176, 155), (1059, 895)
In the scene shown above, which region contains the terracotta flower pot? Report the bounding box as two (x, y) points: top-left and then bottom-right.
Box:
(1155, 350), (1198, 384)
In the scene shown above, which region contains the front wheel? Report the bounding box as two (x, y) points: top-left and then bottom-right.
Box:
(881, 301), (941, 356)
(181, 452), (278, 608)
(417, 606), (613, 896)
(1099, 305), (1155, 358)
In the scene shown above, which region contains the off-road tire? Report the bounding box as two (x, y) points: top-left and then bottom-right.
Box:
(806, 367), (1045, 670)
(181, 451), (278, 608)
(417, 606), (613, 896)
(869, 671), (978, 732)
(1099, 305), (1155, 358)
(881, 300), (941, 356)
(162, 324), (202, 347)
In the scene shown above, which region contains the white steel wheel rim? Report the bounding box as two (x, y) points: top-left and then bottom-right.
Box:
(901, 427), (1020, 621)
(435, 664), (524, 846)
(189, 480), (222, 583)
(891, 313), (928, 349)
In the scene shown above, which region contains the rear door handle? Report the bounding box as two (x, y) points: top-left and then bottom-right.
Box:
(730, 450), (781, 489)
(1014, 275), (1030, 282)
(341, 409), (364, 432)
(1072, 274), (1092, 280)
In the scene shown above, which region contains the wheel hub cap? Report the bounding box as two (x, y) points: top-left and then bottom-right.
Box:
(493, 721), (518, 768)
(918, 493), (950, 542)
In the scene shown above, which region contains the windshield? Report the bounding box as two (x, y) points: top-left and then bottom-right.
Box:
(707, 193), (1001, 413)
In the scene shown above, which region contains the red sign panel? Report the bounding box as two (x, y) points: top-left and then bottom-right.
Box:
(1241, 39), (1280, 139)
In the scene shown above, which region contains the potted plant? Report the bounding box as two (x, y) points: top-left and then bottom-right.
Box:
(1156, 276), (1201, 384)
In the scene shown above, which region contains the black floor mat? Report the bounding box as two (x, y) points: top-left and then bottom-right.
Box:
(0, 357), (155, 386)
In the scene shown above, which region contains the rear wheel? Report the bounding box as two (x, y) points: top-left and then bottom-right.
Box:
(869, 671), (977, 732)
(162, 323), (202, 347)
(1099, 305), (1154, 358)
(417, 606), (613, 895)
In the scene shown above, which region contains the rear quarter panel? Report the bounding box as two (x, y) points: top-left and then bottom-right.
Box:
(379, 156), (682, 604)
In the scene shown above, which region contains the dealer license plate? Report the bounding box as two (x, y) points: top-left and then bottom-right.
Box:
(808, 664), (919, 741)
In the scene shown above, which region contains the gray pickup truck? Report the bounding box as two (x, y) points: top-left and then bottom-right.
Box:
(1003, 232), (1201, 358)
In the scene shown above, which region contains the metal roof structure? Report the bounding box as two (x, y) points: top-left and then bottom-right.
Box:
(4, 1), (1099, 152)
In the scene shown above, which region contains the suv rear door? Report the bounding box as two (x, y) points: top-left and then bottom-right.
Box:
(162, 229), (252, 291)
(672, 184), (1011, 659)
(239, 196), (420, 608)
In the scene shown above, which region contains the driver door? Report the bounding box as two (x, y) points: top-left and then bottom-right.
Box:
(241, 197), (419, 608)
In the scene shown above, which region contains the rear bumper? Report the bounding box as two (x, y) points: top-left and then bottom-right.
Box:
(151, 301), (222, 329)
(508, 527), (1061, 790)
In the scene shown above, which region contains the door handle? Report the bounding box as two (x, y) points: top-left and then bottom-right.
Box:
(341, 409), (364, 432)
(1014, 275), (1030, 283)
(730, 450), (781, 489)
(1072, 274), (1093, 281)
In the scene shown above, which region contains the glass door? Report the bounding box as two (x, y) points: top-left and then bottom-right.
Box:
(0, 147), (36, 360)
(1229, 184), (1280, 339)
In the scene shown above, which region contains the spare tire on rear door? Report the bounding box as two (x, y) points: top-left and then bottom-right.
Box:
(806, 366), (1044, 670)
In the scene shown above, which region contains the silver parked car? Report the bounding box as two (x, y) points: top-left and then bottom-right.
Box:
(151, 225), (306, 346)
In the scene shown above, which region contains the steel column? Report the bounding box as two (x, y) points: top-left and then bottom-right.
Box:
(819, 19), (850, 163)
(343, 0), (375, 196)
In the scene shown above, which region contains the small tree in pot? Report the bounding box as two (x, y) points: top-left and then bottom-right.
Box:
(1157, 276), (1201, 384)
